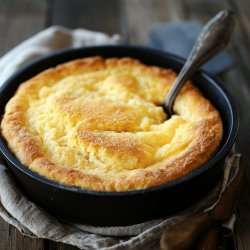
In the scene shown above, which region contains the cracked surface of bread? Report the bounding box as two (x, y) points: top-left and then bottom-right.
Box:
(1, 56), (223, 191)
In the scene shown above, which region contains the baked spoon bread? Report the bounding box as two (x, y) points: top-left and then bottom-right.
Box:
(1, 56), (223, 191)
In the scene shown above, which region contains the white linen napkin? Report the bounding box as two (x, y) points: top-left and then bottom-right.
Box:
(0, 26), (241, 250)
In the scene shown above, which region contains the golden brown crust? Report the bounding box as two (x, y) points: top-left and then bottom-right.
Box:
(1, 56), (223, 191)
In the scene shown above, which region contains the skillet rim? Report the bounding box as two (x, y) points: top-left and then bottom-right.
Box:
(0, 45), (238, 196)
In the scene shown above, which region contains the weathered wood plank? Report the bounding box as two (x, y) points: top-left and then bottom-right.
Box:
(235, 180), (250, 250)
(0, 222), (11, 250)
(222, 2), (250, 249)
(120, 0), (171, 44)
(222, 0), (250, 172)
(5, 226), (44, 250)
(0, 0), (47, 56)
(0, 0), (250, 249)
(43, 239), (79, 250)
(120, 0), (223, 44)
(0, 0), (47, 249)
(48, 0), (121, 35)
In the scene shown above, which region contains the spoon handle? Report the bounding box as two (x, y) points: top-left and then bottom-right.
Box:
(165, 10), (235, 116)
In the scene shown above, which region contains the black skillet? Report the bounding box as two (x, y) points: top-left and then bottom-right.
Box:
(0, 45), (238, 226)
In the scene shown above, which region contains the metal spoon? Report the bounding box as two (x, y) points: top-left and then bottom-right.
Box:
(165, 10), (235, 117)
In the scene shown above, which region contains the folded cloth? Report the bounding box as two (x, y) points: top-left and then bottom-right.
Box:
(0, 26), (241, 250)
(148, 21), (234, 74)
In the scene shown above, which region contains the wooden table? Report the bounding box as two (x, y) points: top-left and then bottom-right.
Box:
(0, 0), (250, 249)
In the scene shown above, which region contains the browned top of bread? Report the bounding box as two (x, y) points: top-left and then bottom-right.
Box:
(1, 56), (223, 191)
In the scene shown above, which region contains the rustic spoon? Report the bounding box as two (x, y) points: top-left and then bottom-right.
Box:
(165, 10), (235, 117)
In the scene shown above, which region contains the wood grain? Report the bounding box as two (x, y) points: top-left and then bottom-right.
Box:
(0, 0), (47, 248)
(0, 0), (46, 249)
(0, 0), (250, 249)
(224, 0), (250, 175)
(120, 0), (171, 44)
(0, 0), (47, 56)
(48, 0), (122, 35)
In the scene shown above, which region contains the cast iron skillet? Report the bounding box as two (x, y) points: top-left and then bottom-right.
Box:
(0, 45), (238, 226)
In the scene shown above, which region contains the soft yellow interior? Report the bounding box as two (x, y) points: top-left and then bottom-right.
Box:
(25, 68), (193, 175)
